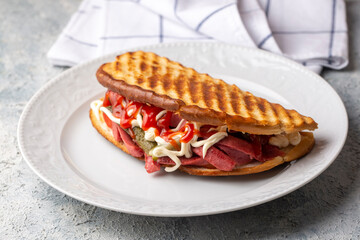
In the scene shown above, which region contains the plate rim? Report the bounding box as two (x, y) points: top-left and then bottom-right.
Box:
(17, 42), (348, 217)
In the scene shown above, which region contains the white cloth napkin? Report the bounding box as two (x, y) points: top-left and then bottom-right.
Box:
(48, 0), (348, 73)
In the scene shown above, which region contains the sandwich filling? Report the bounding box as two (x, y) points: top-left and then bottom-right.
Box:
(91, 90), (301, 173)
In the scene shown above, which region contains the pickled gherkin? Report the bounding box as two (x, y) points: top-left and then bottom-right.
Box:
(132, 127), (157, 154)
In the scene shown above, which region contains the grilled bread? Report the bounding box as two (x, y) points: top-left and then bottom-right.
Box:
(90, 108), (315, 176)
(97, 51), (317, 135)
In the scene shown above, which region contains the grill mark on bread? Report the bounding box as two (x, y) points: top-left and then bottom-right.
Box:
(137, 77), (144, 84)
(282, 110), (292, 126)
(269, 103), (279, 123)
(162, 73), (172, 91)
(257, 98), (266, 113)
(156, 57), (167, 93)
(215, 83), (227, 112)
(129, 52), (136, 62)
(229, 85), (241, 115)
(263, 100), (278, 125)
(147, 54), (157, 89)
(140, 62), (147, 71)
(175, 74), (185, 99)
(125, 53), (133, 80)
(274, 105), (291, 127)
(115, 61), (120, 72)
(289, 110), (304, 126)
(181, 73), (192, 103)
(139, 51), (148, 77)
(161, 63), (173, 96)
(244, 93), (255, 112)
(189, 81), (199, 103)
(237, 89), (251, 118)
(202, 78), (215, 108)
(188, 70), (201, 104)
(286, 110), (294, 125)
(246, 93), (261, 122)
(272, 104), (281, 123)
(149, 75), (159, 89)
(252, 96), (266, 123)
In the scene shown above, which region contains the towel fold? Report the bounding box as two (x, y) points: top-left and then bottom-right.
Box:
(48, 0), (348, 74)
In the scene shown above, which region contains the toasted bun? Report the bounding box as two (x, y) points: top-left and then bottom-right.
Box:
(96, 51), (317, 135)
(90, 108), (315, 176)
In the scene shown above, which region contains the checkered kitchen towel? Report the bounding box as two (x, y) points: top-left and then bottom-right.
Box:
(47, 0), (348, 73)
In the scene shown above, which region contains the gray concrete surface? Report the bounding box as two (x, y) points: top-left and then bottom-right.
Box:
(1, 0), (359, 239)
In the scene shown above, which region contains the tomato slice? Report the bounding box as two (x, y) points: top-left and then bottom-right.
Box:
(102, 90), (111, 107)
(158, 111), (172, 129)
(103, 112), (112, 128)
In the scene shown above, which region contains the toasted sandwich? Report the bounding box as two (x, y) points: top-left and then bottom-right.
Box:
(89, 51), (317, 176)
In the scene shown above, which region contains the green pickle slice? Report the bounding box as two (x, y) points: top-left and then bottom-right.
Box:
(132, 126), (157, 155)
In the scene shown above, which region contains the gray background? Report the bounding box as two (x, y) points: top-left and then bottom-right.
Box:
(1, 0), (359, 239)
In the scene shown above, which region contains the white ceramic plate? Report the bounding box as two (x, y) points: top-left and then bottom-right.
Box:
(18, 42), (348, 217)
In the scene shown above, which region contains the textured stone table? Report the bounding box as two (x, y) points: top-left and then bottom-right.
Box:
(1, 0), (359, 239)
